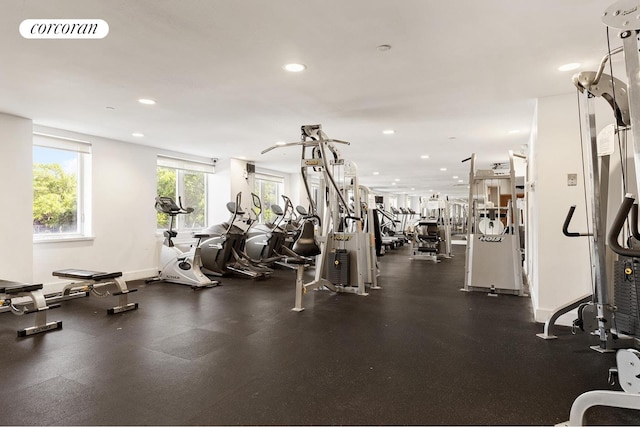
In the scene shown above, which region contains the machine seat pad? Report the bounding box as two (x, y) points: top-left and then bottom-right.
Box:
(53, 269), (123, 281)
(192, 233), (211, 239)
(0, 280), (43, 294)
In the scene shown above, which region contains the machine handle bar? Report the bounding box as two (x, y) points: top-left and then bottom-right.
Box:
(563, 205), (592, 237)
(301, 214), (322, 226)
(608, 194), (640, 257)
(344, 215), (363, 225)
(632, 203), (640, 241)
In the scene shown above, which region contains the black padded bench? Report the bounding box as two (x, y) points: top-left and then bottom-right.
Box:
(53, 270), (123, 281)
(0, 281), (44, 294)
(0, 279), (62, 337)
(52, 269), (138, 314)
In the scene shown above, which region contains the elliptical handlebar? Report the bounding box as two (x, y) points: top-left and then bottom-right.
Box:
(608, 194), (640, 257)
(250, 192), (263, 219)
(562, 205), (593, 237)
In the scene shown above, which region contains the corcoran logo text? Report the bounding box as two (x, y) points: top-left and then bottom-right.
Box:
(20, 19), (109, 39)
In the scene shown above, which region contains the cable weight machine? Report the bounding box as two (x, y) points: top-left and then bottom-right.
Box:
(462, 151), (525, 296)
(562, 2), (640, 422)
(262, 125), (379, 310)
(537, 62), (630, 348)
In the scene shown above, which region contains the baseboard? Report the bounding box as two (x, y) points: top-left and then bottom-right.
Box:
(123, 268), (158, 281)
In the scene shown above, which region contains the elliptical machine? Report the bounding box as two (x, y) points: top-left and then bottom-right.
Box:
(199, 193), (272, 279)
(243, 193), (286, 265)
(148, 196), (219, 289)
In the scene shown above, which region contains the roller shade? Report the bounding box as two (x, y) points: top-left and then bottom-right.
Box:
(33, 132), (91, 153)
(157, 155), (215, 173)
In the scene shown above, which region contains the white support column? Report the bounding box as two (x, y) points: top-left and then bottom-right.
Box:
(0, 113), (33, 283)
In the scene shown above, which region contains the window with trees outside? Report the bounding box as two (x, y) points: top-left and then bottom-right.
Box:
(156, 156), (214, 231)
(254, 174), (284, 224)
(33, 133), (91, 240)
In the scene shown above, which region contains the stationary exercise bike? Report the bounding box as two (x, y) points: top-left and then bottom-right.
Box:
(148, 196), (219, 289)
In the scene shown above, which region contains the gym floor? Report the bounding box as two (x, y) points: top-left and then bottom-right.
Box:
(1, 245), (638, 426)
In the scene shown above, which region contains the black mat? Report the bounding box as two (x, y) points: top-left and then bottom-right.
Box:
(0, 245), (637, 425)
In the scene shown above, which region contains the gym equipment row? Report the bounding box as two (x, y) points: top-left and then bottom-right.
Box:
(410, 196), (453, 263)
(1, 269), (138, 337)
(375, 204), (408, 251)
(150, 192), (318, 289)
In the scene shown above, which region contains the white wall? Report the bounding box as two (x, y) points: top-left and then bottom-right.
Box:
(208, 159), (300, 226)
(32, 126), (160, 286)
(208, 157), (232, 225)
(229, 158), (254, 213)
(0, 113), (33, 283)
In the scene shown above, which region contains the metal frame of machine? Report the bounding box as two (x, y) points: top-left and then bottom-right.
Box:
(262, 124), (379, 309)
(561, 2), (640, 422)
(536, 56), (629, 346)
(410, 196), (452, 262)
(462, 151), (525, 296)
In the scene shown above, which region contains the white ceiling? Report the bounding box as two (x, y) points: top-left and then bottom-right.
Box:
(0, 0), (618, 199)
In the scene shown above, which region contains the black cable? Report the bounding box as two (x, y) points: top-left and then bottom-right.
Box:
(607, 27), (628, 196)
(576, 89), (597, 300)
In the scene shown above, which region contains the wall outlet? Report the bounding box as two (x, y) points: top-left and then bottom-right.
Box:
(567, 173), (578, 186)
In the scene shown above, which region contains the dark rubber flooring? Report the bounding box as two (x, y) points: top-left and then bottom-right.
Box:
(1, 245), (639, 425)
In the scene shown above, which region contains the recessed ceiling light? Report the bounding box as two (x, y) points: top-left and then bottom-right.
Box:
(440, 167), (447, 171)
(132, 132), (144, 137)
(394, 178), (400, 182)
(238, 156), (247, 160)
(411, 187), (415, 191)
(373, 171), (380, 175)
(138, 98), (156, 105)
(420, 155), (430, 159)
(458, 180), (464, 183)
(453, 176), (459, 179)
(509, 129), (521, 134)
(283, 63), (306, 72)
(391, 182), (396, 185)
(558, 62), (580, 72)
(382, 129), (395, 135)
(275, 141), (286, 146)
(377, 44), (392, 52)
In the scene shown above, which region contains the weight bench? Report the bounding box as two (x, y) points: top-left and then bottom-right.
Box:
(0, 279), (62, 337)
(52, 269), (138, 314)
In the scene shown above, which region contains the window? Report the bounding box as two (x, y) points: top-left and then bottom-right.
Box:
(156, 156), (214, 230)
(33, 133), (91, 239)
(388, 196), (398, 209)
(254, 174), (284, 223)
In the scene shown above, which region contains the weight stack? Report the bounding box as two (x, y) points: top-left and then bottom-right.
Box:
(327, 249), (350, 286)
(614, 258), (640, 338)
